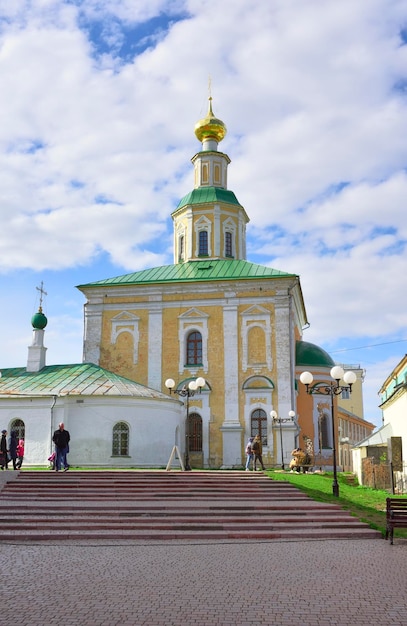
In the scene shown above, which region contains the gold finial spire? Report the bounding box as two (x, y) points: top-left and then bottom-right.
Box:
(194, 90), (227, 144)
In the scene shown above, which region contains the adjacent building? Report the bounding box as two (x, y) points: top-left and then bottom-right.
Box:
(353, 354), (406, 488)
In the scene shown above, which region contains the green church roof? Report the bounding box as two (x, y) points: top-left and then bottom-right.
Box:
(296, 340), (335, 368)
(77, 259), (297, 289)
(0, 363), (171, 399)
(175, 187), (242, 212)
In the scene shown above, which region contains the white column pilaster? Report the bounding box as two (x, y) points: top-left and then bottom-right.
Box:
(148, 302), (163, 391)
(83, 303), (103, 364)
(274, 291), (294, 416)
(221, 302), (243, 467)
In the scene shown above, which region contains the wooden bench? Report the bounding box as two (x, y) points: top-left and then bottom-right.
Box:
(289, 452), (313, 473)
(385, 497), (407, 544)
(290, 463), (314, 473)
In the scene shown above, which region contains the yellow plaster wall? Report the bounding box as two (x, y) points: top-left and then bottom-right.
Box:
(93, 278), (302, 468)
(205, 304), (226, 462)
(338, 376), (364, 418)
(99, 307), (149, 383)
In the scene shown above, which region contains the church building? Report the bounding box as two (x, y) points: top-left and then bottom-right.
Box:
(78, 99), (309, 469)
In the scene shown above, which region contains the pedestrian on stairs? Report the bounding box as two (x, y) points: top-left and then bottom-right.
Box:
(16, 438), (25, 469)
(252, 435), (266, 471)
(245, 437), (254, 471)
(52, 422), (70, 472)
(0, 429), (8, 470)
(8, 431), (18, 470)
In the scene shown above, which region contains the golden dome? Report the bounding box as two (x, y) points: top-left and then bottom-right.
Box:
(194, 97), (227, 144)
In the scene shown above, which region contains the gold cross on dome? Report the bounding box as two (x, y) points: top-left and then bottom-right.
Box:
(36, 281), (47, 310)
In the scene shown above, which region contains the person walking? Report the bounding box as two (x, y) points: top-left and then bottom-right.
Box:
(16, 438), (25, 469)
(52, 422), (70, 472)
(245, 437), (254, 471)
(252, 435), (266, 471)
(0, 429), (8, 470)
(8, 431), (18, 470)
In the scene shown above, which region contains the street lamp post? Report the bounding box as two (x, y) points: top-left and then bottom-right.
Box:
(299, 366), (356, 497)
(165, 377), (206, 471)
(270, 410), (296, 469)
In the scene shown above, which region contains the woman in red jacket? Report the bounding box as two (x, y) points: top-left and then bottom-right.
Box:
(16, 438), (25, 469)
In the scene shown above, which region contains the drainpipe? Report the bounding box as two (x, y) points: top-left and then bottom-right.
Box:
(288, 282), (297, 413)
(50, 395), (57, 456)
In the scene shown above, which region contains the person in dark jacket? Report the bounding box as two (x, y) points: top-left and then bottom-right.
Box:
(252, 435), (266, 471)
(8, 431), (18, 470)
(1, 429), (8, 470)
(52, 422), (70, 472)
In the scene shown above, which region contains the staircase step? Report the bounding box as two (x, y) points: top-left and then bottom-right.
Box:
(1, 519), (372, 531)
(0, 527), (380, 542)
(0, 470), (382, 543)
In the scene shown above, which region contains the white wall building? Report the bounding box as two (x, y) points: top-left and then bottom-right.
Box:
(0, 308), (184, 468)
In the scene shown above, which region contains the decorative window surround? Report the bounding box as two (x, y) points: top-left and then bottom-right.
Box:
(241, 305), (272, 372)
(178, 308), (209, 374)
(110, 312), (140, 364)
(242, 376), (274, 451)
(244, 397), (272, 450)
(178, 232), (185, 262)
(223, 217), (236, 258)
(195, 216), (212, 257)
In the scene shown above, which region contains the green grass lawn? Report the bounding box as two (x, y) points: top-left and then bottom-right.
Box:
(266, 469), (407, 538)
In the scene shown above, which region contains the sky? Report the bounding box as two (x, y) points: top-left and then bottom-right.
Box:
(1, 0), (407, 429)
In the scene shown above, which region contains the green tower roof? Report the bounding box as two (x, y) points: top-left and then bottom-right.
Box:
(175, 187), (242, 212)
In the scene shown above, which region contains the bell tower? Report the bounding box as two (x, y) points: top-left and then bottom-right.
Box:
(171, 98), (249, 264)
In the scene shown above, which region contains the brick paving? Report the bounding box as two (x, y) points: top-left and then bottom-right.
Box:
(1, 471), (405, 624)
(1, 538), (406, 625)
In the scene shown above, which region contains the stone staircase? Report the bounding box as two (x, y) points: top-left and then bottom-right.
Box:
(0, 470), (382, 542)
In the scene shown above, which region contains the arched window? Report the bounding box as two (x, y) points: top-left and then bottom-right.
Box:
(179, 235), (184, 261)
(251, 409), (268, 446)
(112, 422), (129, 456)
(10, 419), (25, 441)
(186, 331), (202, 365)
(225, 231), (233, 257)
(188, 413), (202, 452)
(198, 230), (208, 256)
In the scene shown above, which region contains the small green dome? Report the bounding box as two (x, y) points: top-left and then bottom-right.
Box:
(296, 340), (335, 368)
(31, 310), (48, 330)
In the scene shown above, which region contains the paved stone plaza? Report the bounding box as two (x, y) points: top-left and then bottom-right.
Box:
(1, 537), (406, 626)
